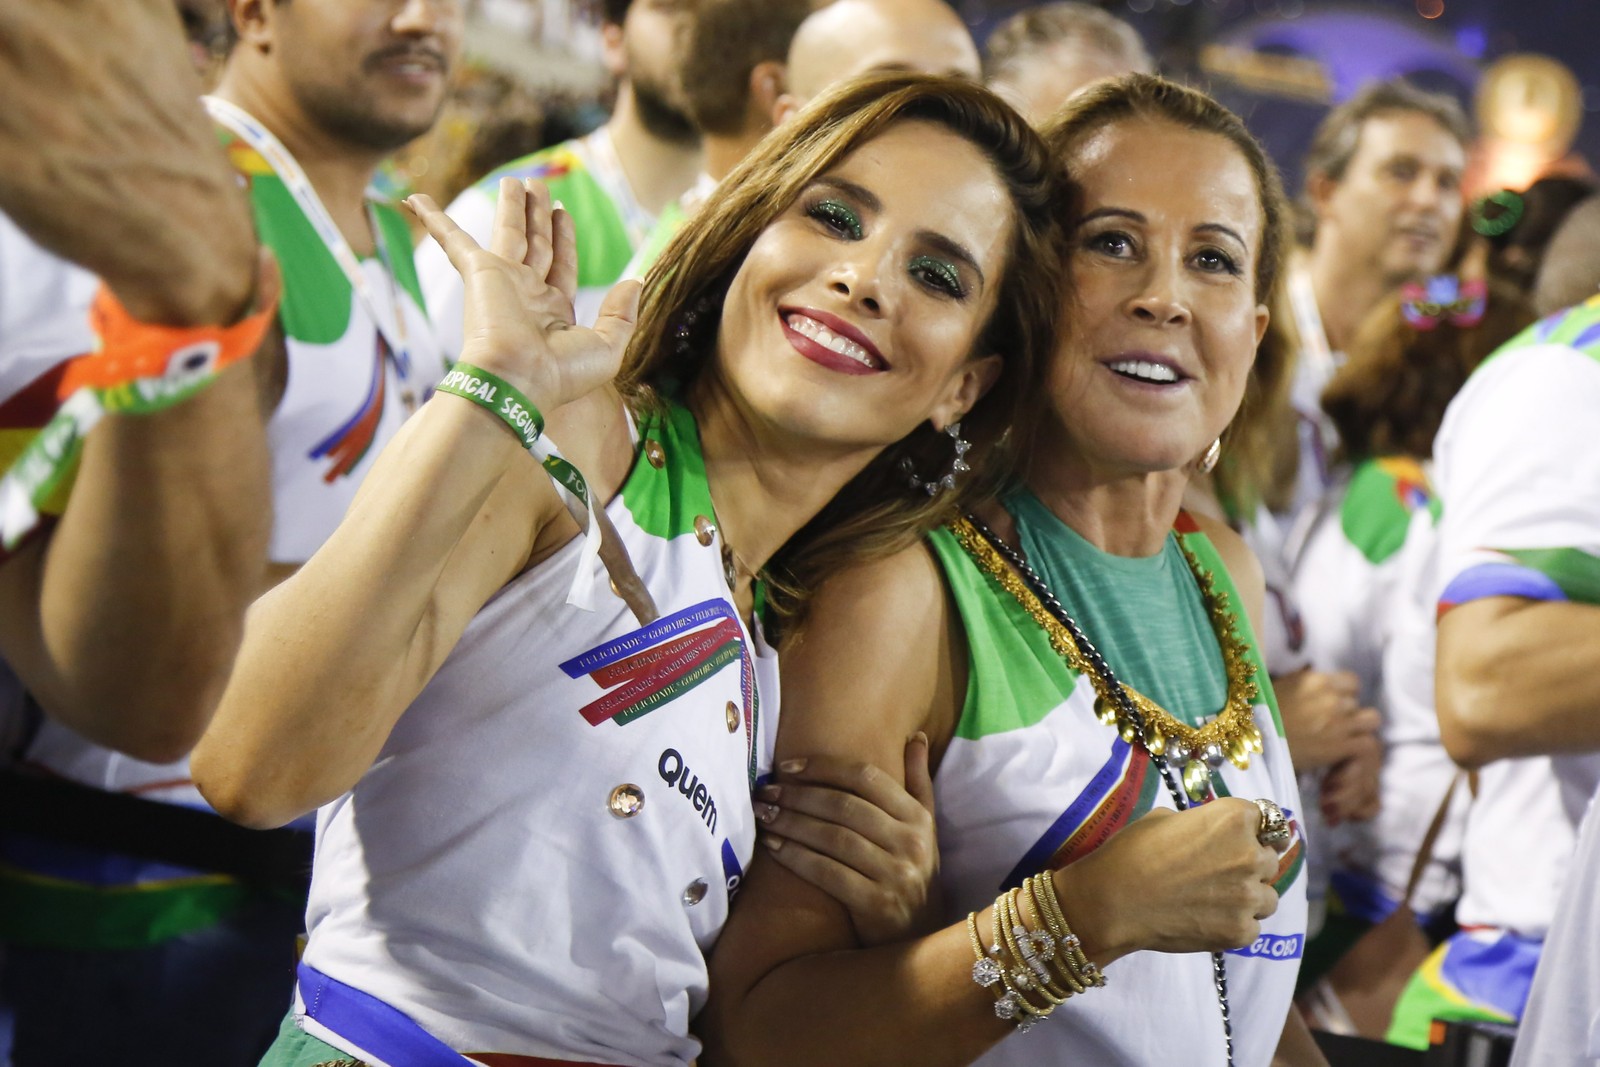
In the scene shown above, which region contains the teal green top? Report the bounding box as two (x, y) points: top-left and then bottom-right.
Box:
(1007, 488), (1227, 728)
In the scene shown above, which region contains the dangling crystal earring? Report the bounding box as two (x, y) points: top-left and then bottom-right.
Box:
(900, 422), (973, 496)
(1197, 437), (1221, 475)
(672, 293), (716, 359)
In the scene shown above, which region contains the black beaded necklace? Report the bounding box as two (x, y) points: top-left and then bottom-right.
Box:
(967, 514), (1237, 1067)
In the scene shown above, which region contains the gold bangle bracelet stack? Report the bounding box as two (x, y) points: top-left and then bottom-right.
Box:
(966, 872), (1106, 1031)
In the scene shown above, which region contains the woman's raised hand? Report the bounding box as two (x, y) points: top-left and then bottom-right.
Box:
(754, 734), (941, 947)
(406, 178), (641, 414)
(1055, 798), (1287, 962)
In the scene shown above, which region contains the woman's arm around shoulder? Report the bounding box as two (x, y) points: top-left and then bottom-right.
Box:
(699, 528), (1289, 1067)
(700, 537), (991, 1066)
(721, 536), (961, 956)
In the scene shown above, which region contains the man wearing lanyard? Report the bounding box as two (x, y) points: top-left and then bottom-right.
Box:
(1284, 80), (1469, 522)
(0, 1), (456, 1063)
(419, 0), (702, 337)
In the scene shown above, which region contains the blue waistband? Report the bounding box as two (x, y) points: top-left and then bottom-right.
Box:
(297, 960), (471, 1067)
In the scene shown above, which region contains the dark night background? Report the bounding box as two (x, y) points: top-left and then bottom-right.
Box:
(956, 0), (1600, 196)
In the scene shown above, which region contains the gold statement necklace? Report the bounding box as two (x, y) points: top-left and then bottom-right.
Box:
(950, 515), (1263, 802)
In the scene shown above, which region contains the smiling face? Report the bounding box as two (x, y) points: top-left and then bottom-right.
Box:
(265, 0), (462, 153)
(1312, 110), (1466, 286)
(1046, 117), (1269, 477)
(709, 119), (1013, 453)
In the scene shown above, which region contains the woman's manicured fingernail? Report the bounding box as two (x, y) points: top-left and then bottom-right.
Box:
(757, 784), (781, 801)
(778, 758), (806, 774)
(756, 802), (779, 824)
(761, 833), (784, 851)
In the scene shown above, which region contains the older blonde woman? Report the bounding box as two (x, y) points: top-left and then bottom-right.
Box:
(703, 76), (1323, 1067)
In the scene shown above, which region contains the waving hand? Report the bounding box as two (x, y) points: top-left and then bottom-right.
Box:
(407, 177), (641, 414)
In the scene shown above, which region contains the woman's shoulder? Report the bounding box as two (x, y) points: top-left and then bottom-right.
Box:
(779, 537), (962, 751)
(797, 538), (949, 646)
(1182, 509), (1251, 567)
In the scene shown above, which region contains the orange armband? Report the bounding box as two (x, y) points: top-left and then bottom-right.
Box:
(0, 267), (279, 548)
(58, 279), (278, 412)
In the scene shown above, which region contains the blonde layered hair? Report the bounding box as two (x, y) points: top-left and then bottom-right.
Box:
(1042, 74), (1290, 304)
(621, 73), (1069, 625)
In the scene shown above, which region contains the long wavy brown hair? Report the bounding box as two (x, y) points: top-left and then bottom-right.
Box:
(1323, 278), (1534, 461)
(619, 73), (1069, 625)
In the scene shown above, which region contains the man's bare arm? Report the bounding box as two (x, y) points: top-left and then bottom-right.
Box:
(0, 0), (270, 760)
(1437, 597), (1600, 769)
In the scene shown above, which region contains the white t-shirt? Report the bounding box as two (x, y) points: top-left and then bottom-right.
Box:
(1511, 786), (1600, 1066)
(1429, 306), (1600, 937)
(1293, 459), (1466, 917)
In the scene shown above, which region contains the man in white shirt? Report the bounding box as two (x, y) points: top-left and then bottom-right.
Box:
(420, 0), (703, 335)
(1286, 80), (1469, 518)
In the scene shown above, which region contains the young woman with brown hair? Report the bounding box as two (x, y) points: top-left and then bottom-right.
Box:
(189, 73), (1067, 1066)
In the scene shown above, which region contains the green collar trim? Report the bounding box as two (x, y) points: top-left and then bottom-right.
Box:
(620, 398), (716, 542)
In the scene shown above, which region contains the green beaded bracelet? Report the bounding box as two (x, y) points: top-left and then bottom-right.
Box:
(436, 362), (544, 450)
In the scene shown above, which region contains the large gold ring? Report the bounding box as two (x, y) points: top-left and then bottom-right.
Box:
(1253, 798), (1291, 848)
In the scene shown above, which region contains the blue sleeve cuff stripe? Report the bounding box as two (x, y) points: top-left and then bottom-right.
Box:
(1439, 562), (1567, 611)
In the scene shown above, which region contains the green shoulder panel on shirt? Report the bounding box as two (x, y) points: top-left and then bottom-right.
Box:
(619, 399), (716, 541)
(249, 175), (354, 345)
(215, 125), (349, 343)
(478, 142), (635, 287)
(1175, 523), (1283, 734)
(220, 125), (411, 344)
(631, 199), (688, 280)
(1340, 456), (1436, 565)
(372, 201), (425, 311)
(1485, 293), (1600, 371)
(1503, 547), (1600, 605)
(927, 526), (1085, 741)
(248, 186), (423, 343)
